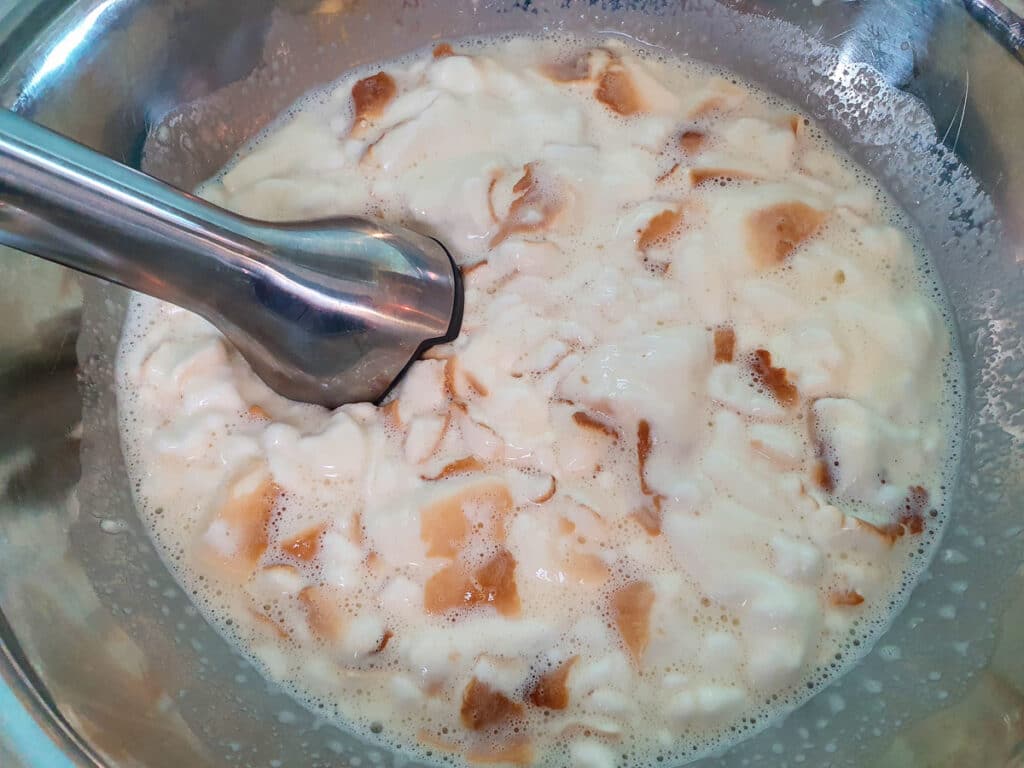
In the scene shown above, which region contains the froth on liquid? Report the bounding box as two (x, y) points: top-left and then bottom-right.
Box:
(116, 34), (962, 768)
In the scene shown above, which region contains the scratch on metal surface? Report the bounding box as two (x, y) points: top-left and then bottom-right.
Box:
(826, 25), (855, 43)
(953, 69), (970, 153)
(941, 68), (970, 152)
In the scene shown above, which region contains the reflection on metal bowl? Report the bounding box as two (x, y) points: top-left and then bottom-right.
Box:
(0, 1), (1021, 767)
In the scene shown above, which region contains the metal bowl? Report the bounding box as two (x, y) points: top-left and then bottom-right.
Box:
(0, 1), (1021, 766)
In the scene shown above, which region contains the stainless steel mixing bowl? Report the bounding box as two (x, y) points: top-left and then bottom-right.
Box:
(0, 1), (1022, 766)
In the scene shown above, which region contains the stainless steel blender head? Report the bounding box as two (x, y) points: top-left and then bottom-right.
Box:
(0, 108), (464, 408)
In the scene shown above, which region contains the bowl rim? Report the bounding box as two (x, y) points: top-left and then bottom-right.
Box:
(0, 632), (94, 767)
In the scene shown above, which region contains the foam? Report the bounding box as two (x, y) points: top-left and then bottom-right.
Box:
(115, 33), (963, 768)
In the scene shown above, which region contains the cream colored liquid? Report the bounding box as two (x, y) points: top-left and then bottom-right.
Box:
(116, 35), (961, 768)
